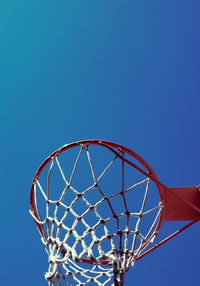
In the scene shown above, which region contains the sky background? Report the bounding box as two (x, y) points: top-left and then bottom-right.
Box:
(0, 1), (200, 285)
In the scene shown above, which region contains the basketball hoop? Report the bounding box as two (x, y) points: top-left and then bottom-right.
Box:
(30, 140), (200, 285)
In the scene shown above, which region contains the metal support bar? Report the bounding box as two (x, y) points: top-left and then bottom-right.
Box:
(136, 216), (200, 261)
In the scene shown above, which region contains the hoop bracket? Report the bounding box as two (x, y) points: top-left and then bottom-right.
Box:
(163, 186), (200, 221)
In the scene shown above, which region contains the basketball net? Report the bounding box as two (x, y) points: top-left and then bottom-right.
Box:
(30, 140), (200, 285)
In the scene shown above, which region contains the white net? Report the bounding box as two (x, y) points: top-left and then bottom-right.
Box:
(30, 143), (163, 285)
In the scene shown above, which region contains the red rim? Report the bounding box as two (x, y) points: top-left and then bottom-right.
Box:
(30, 139), (166, 264)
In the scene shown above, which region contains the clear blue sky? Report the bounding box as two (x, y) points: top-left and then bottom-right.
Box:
(0, 1), (200, 285)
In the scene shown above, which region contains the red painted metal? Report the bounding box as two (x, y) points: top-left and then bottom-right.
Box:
(163, 186), (200, 221)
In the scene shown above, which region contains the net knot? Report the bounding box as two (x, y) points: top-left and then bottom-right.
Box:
(77, 216), (82, 221)
(49, 253), (60, 264)
(117, 230), (123, 236)
(100, 219), (105, 225)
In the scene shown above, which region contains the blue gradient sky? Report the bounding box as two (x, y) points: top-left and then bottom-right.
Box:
(1, 1), (200, 285)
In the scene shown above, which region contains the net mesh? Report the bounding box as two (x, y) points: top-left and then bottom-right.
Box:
(30, 143), (163, 285)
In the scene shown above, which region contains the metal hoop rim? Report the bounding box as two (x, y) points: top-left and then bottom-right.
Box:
(30, 139), (165, 264)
